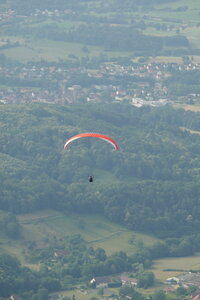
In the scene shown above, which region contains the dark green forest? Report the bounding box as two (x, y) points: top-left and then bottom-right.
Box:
(0, 102), (200, 298)
(0, 103), (199, 238)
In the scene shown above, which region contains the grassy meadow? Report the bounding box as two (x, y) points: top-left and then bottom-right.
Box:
(150, 253), (200, 281)
(0, 39), (105, 62)
(0, 209), (159, 266)
(0, 38), (133, 63)
(143, 0), (200, 22)
(51, 287), (118, 300)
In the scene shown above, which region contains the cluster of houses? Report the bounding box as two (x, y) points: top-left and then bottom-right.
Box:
(164, 273), (200, 300)
(0, 7), (73, 22)
(1, 61), (200, 106)
(89, 275), (137, 289)
(32, 8), (74, 18)
(2, 272), (200, 300)
(166, 272), (200, 288)
(91, 272), (200, 290)
(0, 9), (15, 22)
(50, 272), (200, 300)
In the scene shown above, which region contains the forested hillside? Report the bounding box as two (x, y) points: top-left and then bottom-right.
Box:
(0, 103), (199, 240)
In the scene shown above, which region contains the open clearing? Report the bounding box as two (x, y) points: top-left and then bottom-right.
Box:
(0, 38), (132, 63)
(0, 40), (105, 62)
(0, 209), (159, 265)
(150, 253), (200, 281)
(18, 210), (159, 254)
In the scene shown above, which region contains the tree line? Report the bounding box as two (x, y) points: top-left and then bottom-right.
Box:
(13, 22), (189, 56)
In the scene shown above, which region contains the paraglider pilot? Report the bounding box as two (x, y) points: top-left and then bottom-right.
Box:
(88, 175), (93, 182)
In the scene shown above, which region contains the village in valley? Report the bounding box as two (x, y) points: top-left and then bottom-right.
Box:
(1, 5), (200, 108)
(1, 60), (200, 107)
(49, 271), (200, 300)
(6, 271), (200, 300)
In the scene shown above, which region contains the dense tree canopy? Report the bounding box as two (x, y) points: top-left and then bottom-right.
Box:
(0, 103), (199, 241)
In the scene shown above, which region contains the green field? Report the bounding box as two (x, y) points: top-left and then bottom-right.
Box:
(0, 38), (133, 62)
(51, 287), (118, 300)
(0, 40), (105, 62)
(150, 253), (200, 281)
(0, 209), (159, 266)
(143, 0), (200, 22)
(136, 0), (200, 54)
(7, 209), (200, 283)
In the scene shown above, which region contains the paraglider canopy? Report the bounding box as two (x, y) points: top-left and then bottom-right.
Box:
(64, 132), (119, 151)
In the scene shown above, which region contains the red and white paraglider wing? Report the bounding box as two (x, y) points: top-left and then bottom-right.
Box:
(64, 133), (118, 150)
